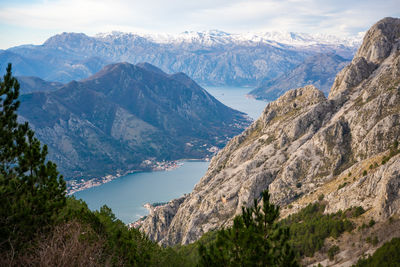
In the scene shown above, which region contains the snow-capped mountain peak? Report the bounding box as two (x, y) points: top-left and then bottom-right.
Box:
(94, 29), (362, 48)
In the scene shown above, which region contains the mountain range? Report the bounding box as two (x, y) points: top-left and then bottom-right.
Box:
(16, 76), (63, 94)
(1, 30), (360, 93)
(249, 53), (350, 100)
(126, 29), (361, 48)
(18, 62), (250, 180)
(140, 17), (400, 266)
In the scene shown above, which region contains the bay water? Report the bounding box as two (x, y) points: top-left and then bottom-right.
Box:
(75, 160), (209, 223)
(75, 86), (268, 223)
(206, 86), (267, 120)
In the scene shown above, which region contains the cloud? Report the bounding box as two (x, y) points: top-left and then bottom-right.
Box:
(0, 0), (399, 48)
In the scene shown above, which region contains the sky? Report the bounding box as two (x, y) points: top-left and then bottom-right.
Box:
(0, 0), (399, 49)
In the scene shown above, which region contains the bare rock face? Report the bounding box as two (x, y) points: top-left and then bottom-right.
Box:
(328, 57), (377, 98)
(355, 17), (400, 64)
(140, 17), (400, 256)
(329, 17), (400, 99)
(140, 196), (187, 243)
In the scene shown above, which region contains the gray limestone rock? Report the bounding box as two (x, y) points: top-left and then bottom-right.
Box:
(140, 17), (400, 256)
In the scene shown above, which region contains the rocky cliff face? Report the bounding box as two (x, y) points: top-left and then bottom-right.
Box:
(18, 62), (250, 180)
(140, 18), (400, 260)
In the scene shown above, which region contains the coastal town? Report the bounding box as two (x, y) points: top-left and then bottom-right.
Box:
(66, 143), (219, 195)
(66, 160), (185, 195)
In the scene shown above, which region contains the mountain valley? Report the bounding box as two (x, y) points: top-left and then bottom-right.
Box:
(18, 62), (250, 181)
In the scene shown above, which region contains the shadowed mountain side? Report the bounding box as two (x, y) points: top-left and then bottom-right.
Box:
(17, 76), (63, 94)
(250, 53), (349, 100)
(18, 62), (250, 179)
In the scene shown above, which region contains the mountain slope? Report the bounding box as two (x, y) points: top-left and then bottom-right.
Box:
(17, 76), (63, 94)
(18, 62), (250, 180)
(249, 53), (349, 100)
(140, 17), (400, 265)
(0, 47), (109, 83)
(2, 31), (359, 86)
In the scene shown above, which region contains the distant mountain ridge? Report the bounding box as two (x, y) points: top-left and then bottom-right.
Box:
(1, 30), (360, 88)
(17, 76), (63, 94)
(249, 53), (350, 100)
(18, 62), (250, 180)
(98, 29), (361, 48)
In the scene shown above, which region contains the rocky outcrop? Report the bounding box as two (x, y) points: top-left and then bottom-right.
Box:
(355, 17), (400, 64)
(141, 196), (187, 243)
(140, 17), (400, 255)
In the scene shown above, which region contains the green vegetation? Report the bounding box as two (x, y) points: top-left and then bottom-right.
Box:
(368, 219), (376, 227)
(151, 202), (168, 207)
(40, 197), (185, 266)
(338, 182), (349, 190)
(189, 205), (359, 265)
(0, 64), (66, 256)
(381, 140), (400, 165)
(174, 230), (218, 266)
(56, 198), (181, 266)
(370, 162), (379, 170)
(359, 223), (368, 231)
(357, 218), (376, 232)
(354, 237), (400, 266)
(281, 203), (354, 257)
(2, 65), (399, 266)
(353, 206), (366, 217)
(328, 245), (340, 260)
(366, 236), (379, 246)
(0, 65), (180, 266)
(1, 65), (296, 266)
(199, 190), (299, 267)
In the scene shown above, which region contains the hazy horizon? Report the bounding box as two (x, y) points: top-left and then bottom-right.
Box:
(0, 0), (399, 49)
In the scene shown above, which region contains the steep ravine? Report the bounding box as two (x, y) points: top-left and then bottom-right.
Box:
(140, 17), (400, 265)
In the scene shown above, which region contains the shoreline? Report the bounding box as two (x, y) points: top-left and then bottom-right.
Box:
(66, 169), (141, 195)
(128, 201), (171, 229)
(67, 158), (209, 195)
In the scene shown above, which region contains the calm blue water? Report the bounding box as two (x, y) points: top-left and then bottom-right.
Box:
(75, 161), (209, 223)
(205, 86), (268, 120)
(74, 86), (267, 223)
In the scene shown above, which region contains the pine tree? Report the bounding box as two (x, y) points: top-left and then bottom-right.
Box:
(0, 64), (66, 255)
(199, 190), (299, 267)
